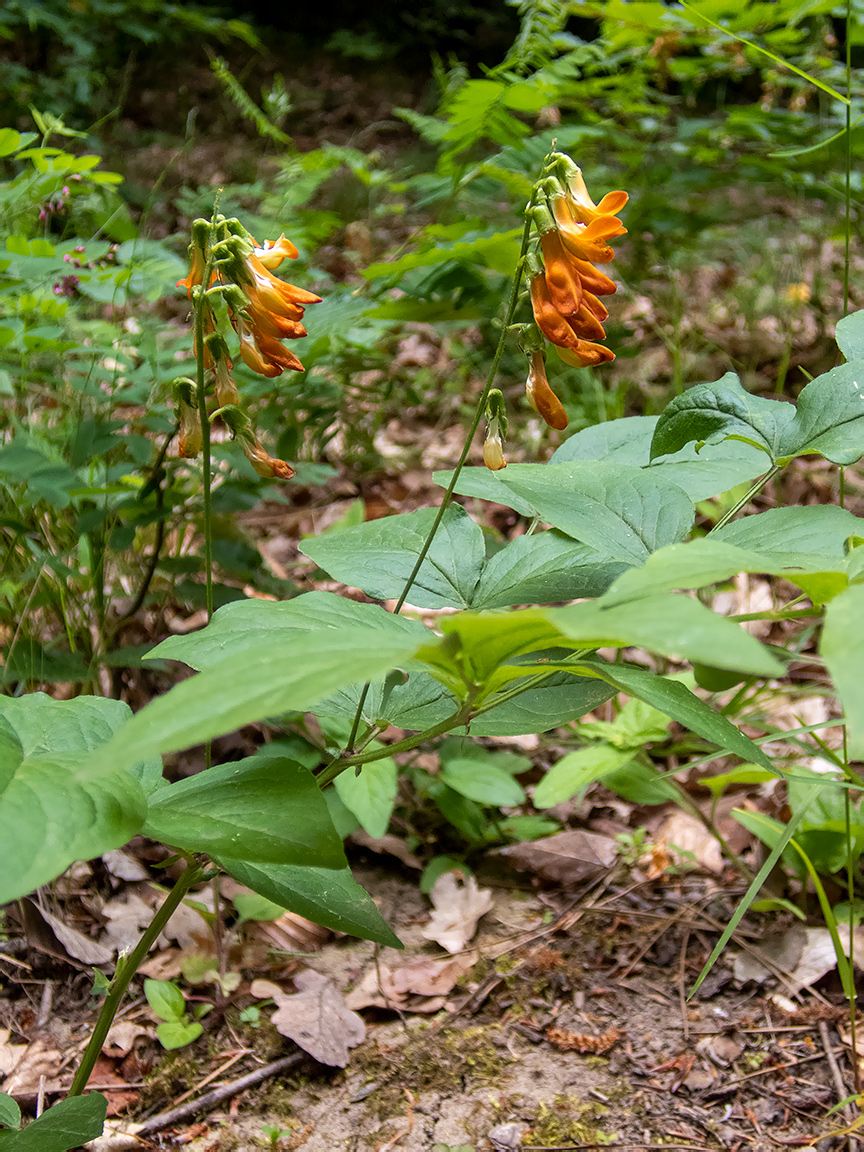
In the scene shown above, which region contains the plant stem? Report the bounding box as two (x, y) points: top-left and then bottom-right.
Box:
(337, 215), (534, 762)
(709, 465), (781, 533)
(68, 859), (205, 1097)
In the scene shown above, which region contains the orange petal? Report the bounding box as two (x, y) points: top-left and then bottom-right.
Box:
(540, 230), (584, 315)
(555, 342), (615, 368)
(526, 351), (568, 431)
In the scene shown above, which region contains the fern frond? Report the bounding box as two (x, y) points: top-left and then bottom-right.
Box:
(209, 54), (293, 147)
(501, 0), (570, 75)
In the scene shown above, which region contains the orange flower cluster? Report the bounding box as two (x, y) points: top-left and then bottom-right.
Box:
(526, 159), (627, 430)
(177, 217), (321, 479)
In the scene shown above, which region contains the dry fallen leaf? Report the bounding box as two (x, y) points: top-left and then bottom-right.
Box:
(1, 1037), (64, 1098)
(734, 923), (864, 992)
(498, 829), (616, 884)
(654, 810), (723, 874)
(0, 1029), (27, 1078)
(270, 969), (365, 1067)
(420, 872), (494, 954)
(101, 885), (214, 954)
(101, 851), (150, 882)
(20, 899), (113, 967)
(345, 953), (477, 1012)
(349, 829), (422, 870)
(84, 1119), (145, 1150)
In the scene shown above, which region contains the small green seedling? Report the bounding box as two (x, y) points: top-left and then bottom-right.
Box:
(144, 978), (209, 1050)
(261, 1123), (295, 1149)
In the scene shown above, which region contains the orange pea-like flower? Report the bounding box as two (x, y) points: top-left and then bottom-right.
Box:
(564, 166), (629, 227)
(526, 351), (568, 431)
(252, 233), (299, 269)
(550, 198), (624, 265)
(483, 430), (507, 470)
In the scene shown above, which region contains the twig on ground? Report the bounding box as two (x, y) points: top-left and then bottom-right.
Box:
(135, 1051), (304, 1136)
(818, 1020), (859, 1152)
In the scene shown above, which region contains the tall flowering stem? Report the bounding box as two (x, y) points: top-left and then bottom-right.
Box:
(177, 213), (320, 620)
(333, 149), (627, 767)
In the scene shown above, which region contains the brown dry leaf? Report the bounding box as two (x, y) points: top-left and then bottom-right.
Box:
(20, 899), (113, 967)
(86, 1055), (139, 1116)
(84, 1119), (145, 1150)
(270, 969), (366, 1067)
(420, 872), (494, 954)
(248, 911), (331, 953)
(695, 1033), (743, 1067)
(1, 1037), (64, 1098)
(654, 811), (723, 874)
(103, 1022), (154, 1059)
(349, 829), (422, 870)
(734, 924), (864, 992)
(137, 947), (183, 980)
(498, 829), (616, 884)
(390, 952), (477, 997)
(345, 953), (477, 1012)
(101, 850), (150, 882)
(101, 885), (214, 954)
(344, 964), (406, 1012)
(0, 1030), (27, 1078)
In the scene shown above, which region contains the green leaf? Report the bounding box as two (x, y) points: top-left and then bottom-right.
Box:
(215, 857), (402, 946)
(150, 591), (426, 670)
(334, 757), (397, 838)
(480, 462), (694, 563)
(713, 505), (863, 558)
(603, 760), (679, 806)
(232, 893), (285, 924)
(144, 757), (345, 867)
(1, 1094), (107, 1151)
(552, 415), (768, 501)
(144, 979), (186, 1022)
(363, 228), (521, 280)
(471, 531), (626, 609)
(548, 593), (783, 676)
(470, 672), (616, 736)
(0, 1095), (20, 1132)
(301, 505), (485, 608)
(651, 367), (864, 467)
(822, 583), (864, 759)
(439, 759), (526, 806)
(0, 693), (161, 793)
(701, 765), (775, 800)
(0, 696), (148, 904)
(534, 746), (633, 808)
(650, 373), (790, 461)
(836, 310), (864, 361)
(580, 661), (775, 771)
(107, 623), (426, 766)
(157, 1021), (203, 1050)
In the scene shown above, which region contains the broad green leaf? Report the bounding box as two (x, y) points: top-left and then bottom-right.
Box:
(0, 698), (148, 904)
(107, 626), (426, 766)
(580, 661), (775, 771)
(713, 505), (863, 558)
(579, 697), (670, 747)
(0, 1094), (107, 1151)
(432, 467), (536, 517)
(603, 760), (679, 805)
(232, 893), (284, 924)
(0, 1094), (20, 1131)
(534, 746), (633, 808)
(471, 531), (626, 609)
(422, 609), (568, 686)
(426, 781), (492, 844)
(0, 693), (161, 793)
(150, 591), (426, 670)
(701, 766), (775, 799)
(822, 583), (864, 758)
(551, 414), (767, 500)
(301, 505), (484, 608)
(157, 1021), (203, 1050)
(469, 672), (615, 736)
(144, 979), (186, 1022)
(215, 857), (402, 946)
(318, 664), (614, 737)
(652, 368), (864, 467)
(144, 757), (345, 868)
(439, 758), (526, 805)
(548, 593), (783, 675)
(334, 757), (397, 839)
(477, 462), (694, 563)
(835, 310), (864, 361)
(650, 373), (792, 461)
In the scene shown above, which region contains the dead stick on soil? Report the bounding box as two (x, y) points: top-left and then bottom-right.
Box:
(521, 1144), (717, 1150)
(135, 1051), (304, 1136)
(818, 1020), (859, 1152)
(722, 1051), (824, 1089)
(168, 1048), (252, 1108)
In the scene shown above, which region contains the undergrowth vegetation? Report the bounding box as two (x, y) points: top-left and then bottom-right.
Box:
(2, 0), (864, 1143)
